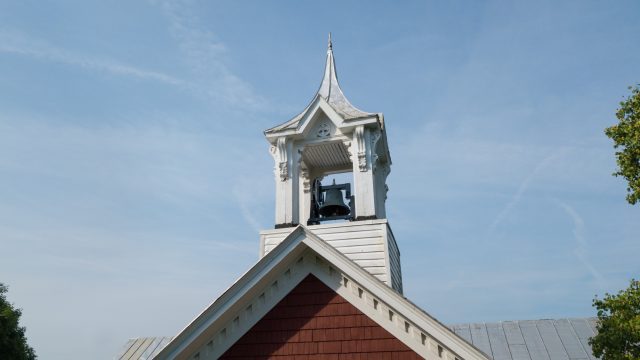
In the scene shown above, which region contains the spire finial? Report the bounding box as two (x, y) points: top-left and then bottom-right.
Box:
(328, 32), (332, 51)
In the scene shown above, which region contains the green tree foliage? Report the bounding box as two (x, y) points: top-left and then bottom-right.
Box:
(605, 85), (640, 205)
(589, 279), (640, 360)
(0, 283), (37, 360)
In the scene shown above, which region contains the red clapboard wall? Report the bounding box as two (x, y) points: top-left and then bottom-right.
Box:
(220, 274), (423, 359)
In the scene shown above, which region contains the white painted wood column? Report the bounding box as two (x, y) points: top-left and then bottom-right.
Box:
(297, 152), (312, 225)
(272, 137), (296, 226)
(352, 126), (377, 219)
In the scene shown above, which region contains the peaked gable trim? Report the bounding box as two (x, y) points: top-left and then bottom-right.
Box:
(155, 226), (311, 359)
(155, 227), (489, 360)
(265, 95), (379, 139)
(301, 230), (490, 360)
(219, 274), (422, 358)
(298, 96), (346, 137)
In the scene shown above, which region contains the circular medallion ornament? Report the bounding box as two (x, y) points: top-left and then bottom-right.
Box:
(316, 123), (331, 138)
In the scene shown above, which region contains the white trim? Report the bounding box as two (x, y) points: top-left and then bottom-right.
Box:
(260, 220), (399, 289)
(301, 232), (489, 360)
(264, 97), (380, 143)
(156, 227), (308, 359)
(298, 97), (344, 137)
(155, 227), (489, 360)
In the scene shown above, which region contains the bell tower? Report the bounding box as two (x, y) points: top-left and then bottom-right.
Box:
(260, 36), (401, 292)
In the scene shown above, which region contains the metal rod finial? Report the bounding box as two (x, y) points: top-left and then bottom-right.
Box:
(328, 32), (332, 51)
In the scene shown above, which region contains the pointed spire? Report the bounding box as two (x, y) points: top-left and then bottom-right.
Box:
(264, 35), (377, 134)
(318, 33), (338, 100)
(314, 34), (375, 119)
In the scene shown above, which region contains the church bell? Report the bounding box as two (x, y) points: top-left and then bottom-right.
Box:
(319, 187), (350, 217)
(309, 179), (353, 224)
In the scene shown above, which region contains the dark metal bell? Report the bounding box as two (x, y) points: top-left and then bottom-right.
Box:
(319, 187), (350, 217)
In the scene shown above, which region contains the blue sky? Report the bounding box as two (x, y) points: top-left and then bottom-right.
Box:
(1, 1), (639, 359)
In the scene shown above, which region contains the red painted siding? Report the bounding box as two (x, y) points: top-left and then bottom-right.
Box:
(220, 275), (423, 359)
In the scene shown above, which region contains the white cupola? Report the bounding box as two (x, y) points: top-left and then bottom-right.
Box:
(264, 35), (391, 228)
(260, 36), (401, 292)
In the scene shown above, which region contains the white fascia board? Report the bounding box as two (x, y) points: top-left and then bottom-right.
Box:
(264, 96), (331, 142)
(338, 115), (381, 131)
(155, 226), (310, 359)
(301, 232), (491, 360)
(156, 225), (489, 360)
(264, 129), (296, 142)
(264, 99), (379, 143)
(297, 97), (345, 138)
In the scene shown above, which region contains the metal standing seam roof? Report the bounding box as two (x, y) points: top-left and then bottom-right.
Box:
(116, 318), (599, 360)
(450, 318), (599, 360)
(115, 336), (173, 360)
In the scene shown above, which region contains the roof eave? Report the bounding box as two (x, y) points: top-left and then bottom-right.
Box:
(155, 226), (490, 360)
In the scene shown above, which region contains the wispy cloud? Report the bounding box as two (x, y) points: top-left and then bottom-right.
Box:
(232, 185), (265, 234)
(556, 200), (605, 288)
(0, 29), (185, 86)
(489, 149), (566, 232)
(156, 0), (268, 110)
(1, 18), (268, 111)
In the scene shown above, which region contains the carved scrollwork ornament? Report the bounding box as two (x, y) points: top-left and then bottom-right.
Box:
(278, 162), (288, 181)
(355, 126), (367, 172)
(269, 146), (279, 178)
(358, 153), (367, 172)
(301, 167), (311, 193)
(275, 137), (289, 181)
(370, 129), (382, 172)
(370, 129), (382, 148)
(379, 162), (391, 178)
(372, 153), (380, 173)
(297, 150), (311, 193)
(343, 141), (352, 156)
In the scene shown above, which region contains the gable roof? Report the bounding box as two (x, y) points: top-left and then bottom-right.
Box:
(219, 274), (422, 358)
(116, 337), (173, 360)
(265, 37), (378, 136)
(152, 225), (490, 360)
(117, 318), (600, 360)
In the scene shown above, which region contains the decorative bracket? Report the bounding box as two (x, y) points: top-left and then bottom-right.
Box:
(276, 137), (288, 181)
(355, 126), (367, 172)
(298, 149), (311, 193)
(370, 129), (382, 172)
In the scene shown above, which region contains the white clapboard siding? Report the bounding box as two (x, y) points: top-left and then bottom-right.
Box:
(341, 251), (386, 260)
(333, 244), (386, 254)
(310, 230), (383, 241)
(259, 219), (403, 292)
(386, 228), (403, 292)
